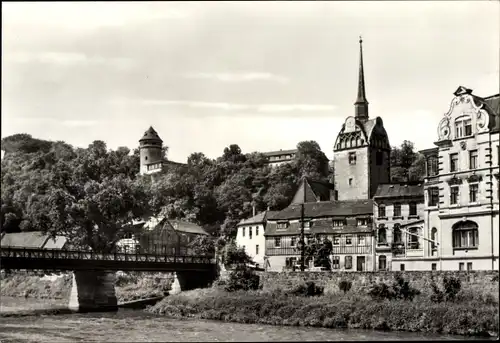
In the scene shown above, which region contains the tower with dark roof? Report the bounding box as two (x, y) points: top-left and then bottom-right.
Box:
(139, 126), (164, 175)
(333, 38), (391, 201)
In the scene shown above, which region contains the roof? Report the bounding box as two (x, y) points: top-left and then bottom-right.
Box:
(0, 231), (67, 249)
(269, 199), (373, 221)
(139, 126), (163, 143)
(262, 149), (297, 157)
(265, 218), (373, 237)
(419, 147), (439, 156)
(374, 183), (424, 199)
(478, 93), (500, 132)
(167, 220), (209, 235)
(237, 210), (278, 226)
(291, 177), (334, 204)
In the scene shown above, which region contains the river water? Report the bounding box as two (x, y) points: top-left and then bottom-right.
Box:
(0, 297), (492, 342)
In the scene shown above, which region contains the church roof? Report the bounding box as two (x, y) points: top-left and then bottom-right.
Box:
(139, 126), (163, 142)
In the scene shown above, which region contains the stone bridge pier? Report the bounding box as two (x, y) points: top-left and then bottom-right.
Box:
(169, 269), (218, 295)
(68, 271), (118, 312)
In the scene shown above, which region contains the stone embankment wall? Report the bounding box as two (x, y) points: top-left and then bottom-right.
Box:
(258, 271), (499, 294)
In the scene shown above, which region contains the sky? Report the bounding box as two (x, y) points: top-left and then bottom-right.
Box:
(2, 1), (499, 162)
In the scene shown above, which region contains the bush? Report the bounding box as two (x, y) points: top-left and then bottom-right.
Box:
(443, 276), (461, 301)
(368, 282), (394, 300)
(430, 281), (445, 303)
(339, 279), (352, 294)
(367, 275), (419, 301)
(288, 281), (324, 297)
(224, 267), (260, 292)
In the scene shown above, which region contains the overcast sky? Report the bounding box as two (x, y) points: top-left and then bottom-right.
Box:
(2, 1), (499, 162)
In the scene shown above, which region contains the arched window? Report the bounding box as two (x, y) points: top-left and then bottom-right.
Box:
(407, 227), (421, 249)
(378, 225), (387, 244)
(350, 137), (356, 148)
(452, 220), (478, 249)
(455, 115), (472, 138)
(431, 227), (438, 250)
(378, 255), (387, 271)
(393, 224), (402, 244)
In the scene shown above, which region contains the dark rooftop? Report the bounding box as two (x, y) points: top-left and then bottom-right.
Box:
(269, 199), (373, 221)
(374, 183), (424, 199)
(263, 149), (297, 157)
(139, 126), (163, 142)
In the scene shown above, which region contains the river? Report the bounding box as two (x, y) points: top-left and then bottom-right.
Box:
(0, 297), (492, 342)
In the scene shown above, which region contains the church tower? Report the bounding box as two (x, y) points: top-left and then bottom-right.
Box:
(333, 37), (391, 201)
(139, 126), (164, 175)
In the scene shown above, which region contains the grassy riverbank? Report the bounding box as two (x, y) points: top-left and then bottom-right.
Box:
(0, 272), (172, 303)
(146, 286), (499, 337)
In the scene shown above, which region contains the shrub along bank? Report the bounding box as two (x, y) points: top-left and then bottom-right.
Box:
(146, 269), (499, 337)
(0, 271), (173, 303)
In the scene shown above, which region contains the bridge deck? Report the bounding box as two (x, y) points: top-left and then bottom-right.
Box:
(0, 247), (216, 272)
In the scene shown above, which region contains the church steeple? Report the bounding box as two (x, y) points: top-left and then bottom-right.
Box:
(354, 36), (369, 121)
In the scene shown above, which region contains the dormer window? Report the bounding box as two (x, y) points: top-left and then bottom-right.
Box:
(277, 222), (289, 230)
(303, 220), (311, 229)
(332, 219), (344, 227)
(455, 116), (472, 138)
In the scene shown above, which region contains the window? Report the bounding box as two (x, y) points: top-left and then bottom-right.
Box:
(357, 218), (368, 226)
(431, 263), (437, 271)
(348, 152), (357, 165)
(393, 203), (401, 217)
(469, 184), (479, 203)
(376, 151), (383, 165)
(450, 153), (458, 172)
(393, 224), (402, 243)
(431, 227), (438, 250)
(332, 256), (340, 269)
(467, 262), (473, 271)
(249, 227), (252, 239)
(378, 225), (387, 244)
(303, 220), (311, 229)
(459, 262), (465, 271)
(450, 186), (459, 205)
(455, 116), (472, 138)
(345, 235), (352, 245)
(400, 264), (405, 271)
(469, 150), (478, 169)
(242, 227), (245, 237)
(333, 220), (344, 227)
(409, 202), (417, 216)
(333, 235), (340, 245)
(452, 221), (478, 249)
(290, 237), (297, 247)
(349, 178), (353, 186)
(345, 256), (353, 269)
(255, 245), (259, 255)
(428, 187), (439, 206)
(378, 204), (386, 218)
(277, 222), (288, 230)
(358, 235), (366, 245)
(408, 227), (420, 249)
(378, 255), (387, 271)
(427, 156), (438, 177)
(274, 237), (281, 248)
(256, 227), (259, 236)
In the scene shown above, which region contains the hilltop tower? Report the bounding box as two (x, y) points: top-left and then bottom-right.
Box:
(333, 37), (391, 200)
(139, 126), (164, 175)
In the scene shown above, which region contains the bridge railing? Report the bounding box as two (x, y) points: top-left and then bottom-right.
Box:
(0, 247), (216, 264)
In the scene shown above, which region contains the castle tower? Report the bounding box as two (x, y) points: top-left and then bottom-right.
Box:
(333, 37), (391, 200)
(139, 126), (163, 175)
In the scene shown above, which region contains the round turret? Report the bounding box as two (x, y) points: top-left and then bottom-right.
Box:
(139, 126), (163, 174)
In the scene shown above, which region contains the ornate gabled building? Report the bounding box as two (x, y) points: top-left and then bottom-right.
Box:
(420, 86), (499, 271)
(139, 126), (186, 175)
(333, 38), (391, 201)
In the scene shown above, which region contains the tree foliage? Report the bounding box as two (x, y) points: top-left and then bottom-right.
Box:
(1, 134), (330, 252)
(390, 140), (426, 183)
(300, 234), (333, 270)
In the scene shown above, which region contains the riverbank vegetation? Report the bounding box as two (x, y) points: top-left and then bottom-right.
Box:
(146, 273), (499, 337)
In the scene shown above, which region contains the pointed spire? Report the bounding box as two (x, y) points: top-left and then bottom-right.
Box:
(354, 36), (369, 121)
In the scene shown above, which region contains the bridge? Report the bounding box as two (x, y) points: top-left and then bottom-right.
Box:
(1, 247), (218, 312)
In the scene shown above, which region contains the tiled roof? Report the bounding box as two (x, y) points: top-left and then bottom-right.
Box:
(265, 218), (373, 236)
(269, 199), (373, 221)
(167, 220), (209, 236)
(263, 149), (297, 157)
(237, 211), (278, 226)
(374, 183), (424, 199)
(139, 126), (163, 142)
(0, 231), (67, 249)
